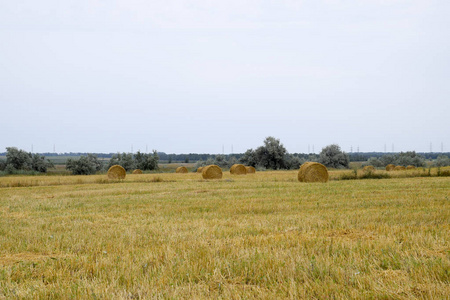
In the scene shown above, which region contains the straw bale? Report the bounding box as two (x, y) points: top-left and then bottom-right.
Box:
(406, 165), (416, 170)
(230, 164), (247, 175)
(386, 164), (395, 171)
(176, 166), (188, 173)
(196, 167), (203, 173)
(363, 165), (375, 172)
(107, 165), (126, 179)
(298, 162), (329, 183)
(394, 165), (406, 171)
(132, 169), (143, 174)
(202, 165), (223, 179)
(246, 166), (256, 174)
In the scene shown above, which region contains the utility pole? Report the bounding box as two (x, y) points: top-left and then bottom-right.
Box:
(350, 145), (353, 153)
(53, 144), (56, 153)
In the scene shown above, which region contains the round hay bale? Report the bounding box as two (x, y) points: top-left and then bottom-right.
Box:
(386, 164), (395, 171)
(202, 165), (223, 179)
(298, 162), (329, 183)
(394, 165), (406, 171)
(230, 164), (247, 175)
(196, 167), (203, 173)
(406, 165), (416, 170)
(246, 166), (256, 174)
(107, 165), (126, 179)
(132, 169), (143, 174)
(363, 165), (375, 172)
(175, 166), (188, 173)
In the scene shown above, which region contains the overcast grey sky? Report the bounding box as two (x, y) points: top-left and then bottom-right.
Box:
(1, 1), (449, 154)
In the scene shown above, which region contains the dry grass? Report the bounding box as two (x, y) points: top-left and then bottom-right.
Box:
(0, 171), (449, 298)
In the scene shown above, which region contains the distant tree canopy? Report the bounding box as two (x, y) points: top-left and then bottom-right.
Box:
(318, 144), (350, 169)
(2, 147), (54, 173)
(238, 137), (305, 170)
(66, 154), (103, 175)
(364, 151), (426, 168)
(107, 151), (159, 171)
(433, 155), (450, 167)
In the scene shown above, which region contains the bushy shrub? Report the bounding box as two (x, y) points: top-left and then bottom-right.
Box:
(6, 147), (32, 170)
(240, 137), (290, 170)
(108, 151), (159, 171)
(31, 154), (54, 173)
(66, 154), (103, 175)
(434, 155), (450, 167)
(319, 144), (349, 169)
(364, 152), (426, 168)
(4, 147), (53, 173)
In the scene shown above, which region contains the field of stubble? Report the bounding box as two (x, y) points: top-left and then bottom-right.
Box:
(0, 171), (449, 299)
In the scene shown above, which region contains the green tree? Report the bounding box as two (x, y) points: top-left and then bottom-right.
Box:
(239, 149), (258, 167)
(256, 137), (288, 170)
(6, 147), (32, 170)
(319, 144), (349, 169)
(5, 147), (53, 172)
(108, 153), (135, 171)
(31, 154), (54, 173)
(137, 151), (159, 171)
(66, 154), (102, 175)
(433, 155), (450, 167)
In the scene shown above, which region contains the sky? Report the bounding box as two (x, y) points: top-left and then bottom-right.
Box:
(1, 0), (449, 154)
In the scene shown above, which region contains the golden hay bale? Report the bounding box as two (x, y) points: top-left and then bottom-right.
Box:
(406, 165), (416, 170)
(196, 167), (203, 173)
(363, 165), (375, 172)
(394, 165), (406, 171)
(298, 162), (329, 183)
(202, 165), (223, 179)
(175, 166), (188, 173)
(386, 164), (395, 171)
(132, 169), (143, 174)
(246, 166), (256, 174)
(107, 165), (126, 179)
(230, 164), (247, 175)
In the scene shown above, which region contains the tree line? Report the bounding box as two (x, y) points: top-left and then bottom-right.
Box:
(0, 147), (54, 174)
(2, 142), (449, 175)
(66, 151), (159, 175)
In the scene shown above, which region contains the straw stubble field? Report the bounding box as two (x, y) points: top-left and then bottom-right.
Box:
(0, 171), (449, 299)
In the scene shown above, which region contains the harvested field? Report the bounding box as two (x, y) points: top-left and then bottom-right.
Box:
(0, 171), (449, 298)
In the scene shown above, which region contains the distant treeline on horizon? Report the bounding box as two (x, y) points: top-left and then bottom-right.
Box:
(1, 151), (449, 162)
